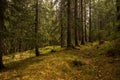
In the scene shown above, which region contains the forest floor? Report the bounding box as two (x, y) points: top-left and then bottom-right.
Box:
(0, 41), (120, 80)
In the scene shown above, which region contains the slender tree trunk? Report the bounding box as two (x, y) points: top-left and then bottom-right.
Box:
(89, 0), (92, 42)
(60, 1), (64, 47)
(0, 39), (5, 69)
(74, 0), (79, 46)
(0, 17), (4, 69)
(67, 0), (73, 48)
(0, 0), (7, 69)
(35, 0), (40, 56)
(78, 0), (81, 41)
(78, 19), (81, 41)
(85, 23), (87, 42)
(116, 0), (120, 31)
(84, 0), (87, 42)
(81, 0), (85, 45)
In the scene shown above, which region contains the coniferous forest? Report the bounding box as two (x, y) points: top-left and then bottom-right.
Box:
(0, 0), (120, 80)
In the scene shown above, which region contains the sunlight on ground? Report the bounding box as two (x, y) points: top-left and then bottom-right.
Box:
(0, 42), (120, 80)
(3, 46), (62, 64)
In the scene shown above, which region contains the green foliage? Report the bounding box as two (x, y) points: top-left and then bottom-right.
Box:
(91, 0), (116, 41)
(92, 30), (107, 41)
(3, 0), (60, 55)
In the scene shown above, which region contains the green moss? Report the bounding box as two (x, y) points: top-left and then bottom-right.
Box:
(39, 46), (62, 54)
(1, 43), (120, 80)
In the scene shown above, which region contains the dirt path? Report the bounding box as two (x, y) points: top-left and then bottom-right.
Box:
(0, 45), (120, 80)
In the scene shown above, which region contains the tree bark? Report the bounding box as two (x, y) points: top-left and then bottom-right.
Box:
(0, 39), (5, 69)
(84, 0), (87, 42)
(35, 0), (40, 56)
(116, 0), (120, 31)
(78, 0), (81, 41)
(89, 0), (92, 42)
(0, 0), (7, 69)
(67, 0), (73, 48)
(74, 0), (79, 46)
(81, 0), (85, 45)
(60, 1), (64, 47)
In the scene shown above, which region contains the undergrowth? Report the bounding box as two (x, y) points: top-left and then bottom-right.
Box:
(0, 41), (120, 80)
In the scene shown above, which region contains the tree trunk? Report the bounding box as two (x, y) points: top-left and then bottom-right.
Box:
(81, 0), (85, 45)
(116, 0), (120, 31)
(74, 0), (79, 46)
(67, 0), (73, 48)
(60, 1), (64, 47)
(78, 0), (81, 41)
(0, 39), (5, 69)
(0, 0), (7, 69)
(35, 0), (40, 56)
(89, 0), (92, 42)
(84, 0), (87, 42)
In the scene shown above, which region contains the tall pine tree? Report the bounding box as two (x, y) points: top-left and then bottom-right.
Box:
(0, 0), (7, 69)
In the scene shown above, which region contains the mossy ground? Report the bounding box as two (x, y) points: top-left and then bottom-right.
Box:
(0, 42), (120, 80)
